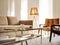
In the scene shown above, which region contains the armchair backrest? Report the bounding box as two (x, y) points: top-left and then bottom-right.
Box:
(45, 18), (59, 27)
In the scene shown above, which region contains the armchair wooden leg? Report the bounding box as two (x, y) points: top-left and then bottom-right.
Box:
(49, 31), (52, 42)
(25, 41), (28, 45)
(53, 33), (55, 37)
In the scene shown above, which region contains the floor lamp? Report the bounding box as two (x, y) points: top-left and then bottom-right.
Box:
(30, 7), (38, 28)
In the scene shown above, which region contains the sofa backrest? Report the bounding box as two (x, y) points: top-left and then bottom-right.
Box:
(0, 16), (33, 28)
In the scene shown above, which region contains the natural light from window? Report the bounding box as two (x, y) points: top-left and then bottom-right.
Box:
(21, 0), (28, 20)
(39, 0), (53, 24)
(7, 0), (15, 16)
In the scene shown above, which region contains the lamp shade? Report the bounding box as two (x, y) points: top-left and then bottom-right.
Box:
(30, 7), (38, 16)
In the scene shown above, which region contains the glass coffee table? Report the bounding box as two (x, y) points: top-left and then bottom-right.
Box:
(0, 34), (41, 45)
(0, 25), (43, 45)
(16, 28), (43, 45)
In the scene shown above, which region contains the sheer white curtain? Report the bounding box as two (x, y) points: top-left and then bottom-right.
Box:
(39, 0), (53, 24)
(7, 0), (15, 16)
(21, 0), (28, 20)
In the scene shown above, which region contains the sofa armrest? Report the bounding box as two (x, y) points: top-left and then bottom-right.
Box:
(19, 20), (33, 28)
(19, 20), (33, 25)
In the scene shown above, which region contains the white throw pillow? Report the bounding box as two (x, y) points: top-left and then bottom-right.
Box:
(0, 16), (8, 25)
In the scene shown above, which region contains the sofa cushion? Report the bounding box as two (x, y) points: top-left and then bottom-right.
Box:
(0, 16), (8, 25)
(7, 16), (19, 25)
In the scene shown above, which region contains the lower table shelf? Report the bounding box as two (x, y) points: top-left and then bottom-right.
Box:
(0, 34), (41, 45)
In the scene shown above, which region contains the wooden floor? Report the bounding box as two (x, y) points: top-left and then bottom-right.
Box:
(15, 36), (60, 45)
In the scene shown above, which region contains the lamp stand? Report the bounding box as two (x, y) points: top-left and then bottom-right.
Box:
(33, 15), (38, 28)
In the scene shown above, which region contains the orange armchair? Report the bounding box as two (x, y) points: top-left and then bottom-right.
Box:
(43, 18), (59, 31)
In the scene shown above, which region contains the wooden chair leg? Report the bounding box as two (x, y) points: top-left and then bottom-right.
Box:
(49, 31), (52, 42)
(25, 41), (28, 45)
(53, 33), (55, 37)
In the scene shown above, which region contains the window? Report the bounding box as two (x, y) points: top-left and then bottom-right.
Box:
(7, 0), (15, 16)
(39, 0), (53, 24)
(21, 0), (28, 20)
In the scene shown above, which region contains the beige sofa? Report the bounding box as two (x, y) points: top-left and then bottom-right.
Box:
(0, 16), (33, 38)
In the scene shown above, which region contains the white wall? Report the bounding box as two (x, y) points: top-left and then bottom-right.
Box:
(0, 0), (8, 16)
(0, 0), (21, 19)
(0, 0), (60, 24)
(53, 0), (60, 18)
(53, 0), (60, 24)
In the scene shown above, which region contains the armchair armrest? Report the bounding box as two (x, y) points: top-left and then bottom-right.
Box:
(39, 24), (48, 28)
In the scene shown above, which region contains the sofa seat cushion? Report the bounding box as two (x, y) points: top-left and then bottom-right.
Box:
(0, 16), (8, 25)
(43, 27), (51, 31)
(7, 16), (19, 25)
